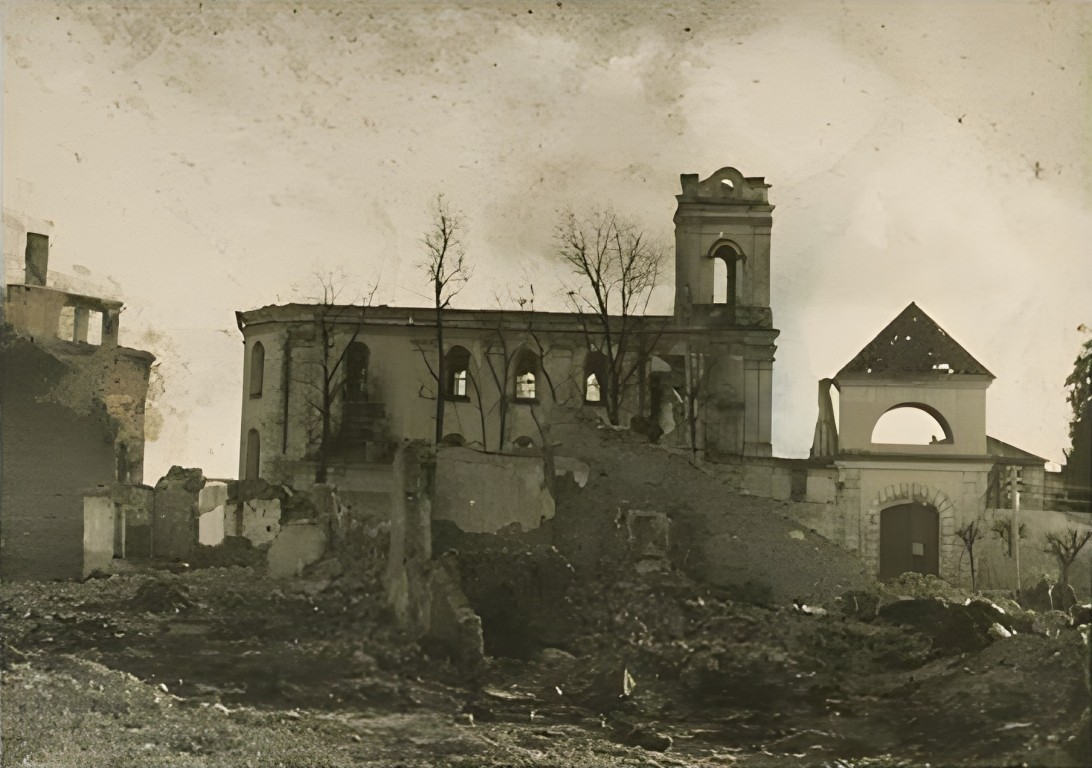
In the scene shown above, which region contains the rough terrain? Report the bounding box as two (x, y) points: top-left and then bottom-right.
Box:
(2, 417), (1090, 766)
(2, 560), (1089, 767)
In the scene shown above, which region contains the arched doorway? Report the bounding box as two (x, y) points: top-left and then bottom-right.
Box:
(879, 502), (939, 579)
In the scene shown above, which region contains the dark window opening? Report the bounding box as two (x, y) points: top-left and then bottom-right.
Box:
(441, 432), (466, 447)
(345, 342), (370, 402)
(445, 346), (471, 401)
(250, 341), (265, 398)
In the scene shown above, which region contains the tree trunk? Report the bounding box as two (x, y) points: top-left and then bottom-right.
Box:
(435, 303), (445, 445)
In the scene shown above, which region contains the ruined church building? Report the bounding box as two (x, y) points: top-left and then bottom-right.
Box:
(236, 167), (778, 487)
(236, 166), (1078, 584)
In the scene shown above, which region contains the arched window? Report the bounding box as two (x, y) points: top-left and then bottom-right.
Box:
(584, 351), (608, 404)
(345, 342), (369, 402)
(445, 346), (471, 400)
(711, 244), (743, 317)
(249, 342), (265, 398)
(514, 349), (538, 402)
(871, 404), (954, 445)
(245, 428), (261, 480)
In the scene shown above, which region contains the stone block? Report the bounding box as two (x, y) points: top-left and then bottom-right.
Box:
(770, 467), (793, 501)
(83, 496), (115, 578)
(805, 472), (837, 504)
(267, 521), (328, 579)
(153, 472), (204, 560)
(741, 464), (773, 498)
(240, 499), (282, 546)
(198, 504), (225, 546)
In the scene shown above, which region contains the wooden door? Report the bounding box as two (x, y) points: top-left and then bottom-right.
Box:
(879, 503), (939, 579)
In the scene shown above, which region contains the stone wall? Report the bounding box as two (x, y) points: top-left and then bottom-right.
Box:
(434, 447), (554, 534)
(963, 508), (1092, 597)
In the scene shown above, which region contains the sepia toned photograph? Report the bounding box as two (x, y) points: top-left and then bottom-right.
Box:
(1, 1), (1090, 765)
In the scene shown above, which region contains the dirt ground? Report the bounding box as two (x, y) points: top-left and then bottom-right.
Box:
(3, 415), (1089, 766)
(2, 559), (1089, 768)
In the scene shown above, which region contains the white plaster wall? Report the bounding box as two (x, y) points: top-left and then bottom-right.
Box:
(434, 447), (554, 534)
(198, 505), (226, 546)
(838, 381), (989, 455)
(82, 495), (115, 577)
(240, 499), (282, 546)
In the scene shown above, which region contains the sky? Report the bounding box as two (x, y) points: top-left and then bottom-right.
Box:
(3, 0), (1090, 481)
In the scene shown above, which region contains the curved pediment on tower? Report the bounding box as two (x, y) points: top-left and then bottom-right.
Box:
(678, 167), (772, 204)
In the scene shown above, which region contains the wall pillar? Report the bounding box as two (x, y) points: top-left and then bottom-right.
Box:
(73, 307), (90, 343)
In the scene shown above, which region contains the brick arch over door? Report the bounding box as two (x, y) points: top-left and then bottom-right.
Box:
(863, 483), (957, 578)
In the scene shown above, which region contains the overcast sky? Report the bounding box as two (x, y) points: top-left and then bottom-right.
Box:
(4, 0), (1090, 480)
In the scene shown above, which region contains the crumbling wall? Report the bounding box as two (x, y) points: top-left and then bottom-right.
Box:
(82, 495), (115, 577)
(113, 484), (154, 558)
(0, 334), (117, 579)
(434, 447), (554, 533)
(152, 467), (206, 560)
(385, 441), (486, 666)
(386, 441), (434, 633)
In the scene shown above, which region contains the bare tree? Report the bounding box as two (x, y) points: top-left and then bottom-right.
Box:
(419, 194), (471, 445)
(956, 516), (986, 593)
(557, 208), (665, 426)
(297, 272), (377, 483)
(1044, 527), (1092, 610)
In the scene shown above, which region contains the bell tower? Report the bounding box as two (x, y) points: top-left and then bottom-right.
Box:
(671, 167), (778, 457)
(673, 167), (774, 328)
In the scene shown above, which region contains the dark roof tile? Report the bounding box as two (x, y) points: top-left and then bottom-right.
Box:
(836, 302), (993, 378)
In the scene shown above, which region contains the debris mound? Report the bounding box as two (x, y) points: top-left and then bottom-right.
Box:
(129, 579), (195, 613)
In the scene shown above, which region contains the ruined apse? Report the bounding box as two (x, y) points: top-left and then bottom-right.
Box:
(234, 167), (780, 487)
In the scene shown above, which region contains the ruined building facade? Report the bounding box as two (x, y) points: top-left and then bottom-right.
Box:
(235, 167), (780, 486)
(804, 302), (1087, 587)
(1, 211), (154, 579)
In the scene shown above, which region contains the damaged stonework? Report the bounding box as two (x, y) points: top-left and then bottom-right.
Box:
(267, 521), (327, 578)
(153, 467), (206, 561)
(387, 441), (485, 666)
(434, 447), (555, 534)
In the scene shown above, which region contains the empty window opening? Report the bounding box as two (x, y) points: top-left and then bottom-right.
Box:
(250, 341), (265, 398)
(441, 432), (466, 447)
(445, 346), (471, 400)
(721, 178), (734, 190)
(711, 244), (741, 313)
(57, 306), (76, 341)
(513, 435), (536, 449)
(245, 428), (261, 480)
(514, 349), (538, 401)
(871, 405), (953, 445)
(585, 374), (601, 403)
(584, 350), (608, 404)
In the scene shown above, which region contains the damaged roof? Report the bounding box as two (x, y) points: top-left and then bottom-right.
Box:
(837, 302), (993, 379)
